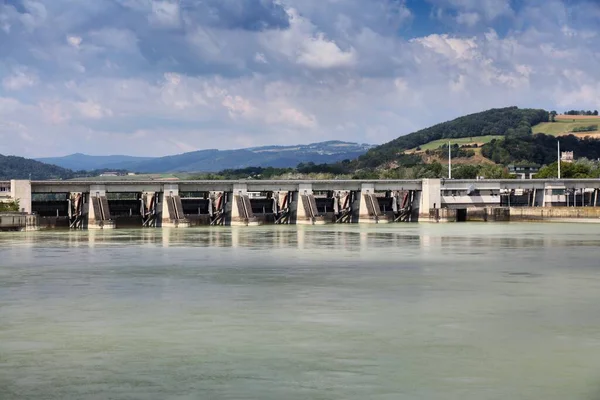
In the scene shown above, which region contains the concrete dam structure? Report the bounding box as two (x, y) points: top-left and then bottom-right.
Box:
(2, 178), (600, 230)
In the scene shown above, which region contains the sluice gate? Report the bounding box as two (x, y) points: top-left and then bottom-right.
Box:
(274, 191), (294, 225)
(333, 191), (355, 223)
(394, 191), (415, 222)
(142, 193), (160, 227)
(210, 192), (229, 226)
(31, 193), (71, 228)
(69, 193), (86, 229)
(106, 193), (145, 228)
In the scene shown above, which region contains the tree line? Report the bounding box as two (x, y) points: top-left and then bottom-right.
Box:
(563, 110), (599, 116)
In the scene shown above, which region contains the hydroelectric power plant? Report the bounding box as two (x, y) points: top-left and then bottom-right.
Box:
(2, 178), (600, 230)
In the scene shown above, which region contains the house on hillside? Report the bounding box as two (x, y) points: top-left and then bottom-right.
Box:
(561, 151), (574, 163)
(99, 171), (119, 177)
(508, 164), (540, 179)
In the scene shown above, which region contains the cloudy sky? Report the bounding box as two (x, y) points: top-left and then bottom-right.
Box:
(0, 0), (599, 157)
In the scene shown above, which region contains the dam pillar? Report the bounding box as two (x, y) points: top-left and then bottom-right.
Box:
(296, 184), (325, 225)
(10, 180), (31, 214)
(88, 185), (114, 229)
(162, 184), (189, 228)
(358, 183), (385, 224)
(419, 179), (441, 220)
(231, 184), (258, 226)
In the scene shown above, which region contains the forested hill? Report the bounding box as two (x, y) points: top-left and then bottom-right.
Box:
(356, 107), (549, 168)
(0, 154), (76, 180)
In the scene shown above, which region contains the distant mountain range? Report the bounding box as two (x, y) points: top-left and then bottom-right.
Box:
(36, 141), (373, 173)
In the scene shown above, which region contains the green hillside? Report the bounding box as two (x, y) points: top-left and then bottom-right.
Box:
(357, 107), (549, 168)
(410, 135), (503, 151)
(0, 154), (75, 180)
(533, 118), (600, 136)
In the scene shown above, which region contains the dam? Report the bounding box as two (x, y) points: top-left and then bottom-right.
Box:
(2, 178), (600, 229)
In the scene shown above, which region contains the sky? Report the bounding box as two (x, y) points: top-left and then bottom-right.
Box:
(1, 0), (599, 157)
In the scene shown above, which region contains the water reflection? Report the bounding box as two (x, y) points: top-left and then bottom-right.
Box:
(2, 223), (600, 252)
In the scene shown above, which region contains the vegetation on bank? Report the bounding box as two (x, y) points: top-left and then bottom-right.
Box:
(572, 125), (598, 133)
(535, 159), (600, 179)
(0, 200), (20, 212)
(409, 135), (502, 151)
(0, 154), (132, 180)
(563, 110), (599, 116)
(482, 134), (600, 166)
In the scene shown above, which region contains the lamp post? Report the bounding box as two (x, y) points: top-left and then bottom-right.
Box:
(557, 140), (561, 179)
(448, 141), (452, 179)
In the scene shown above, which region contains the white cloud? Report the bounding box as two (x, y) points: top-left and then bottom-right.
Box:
(0, 0), (599, 157)
(67, 35), (82, 48)
(266, 107), (317, 128)
(75, 101), (113, 119)
(149, 0), (180, 28)
(254, 52), (268, 64)
(297, 34), (357, 69)
(428, 0), (513, 21)
(2, 69), (38, 90)
(456, 12), (480, 27)
(39, 101), (71, 124)
(412, 34), (478, 61)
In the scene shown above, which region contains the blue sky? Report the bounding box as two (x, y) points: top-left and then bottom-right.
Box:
(1, 0), (599, 157)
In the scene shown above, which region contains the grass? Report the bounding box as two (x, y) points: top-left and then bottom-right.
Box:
(409, 135), (503, 151)
(533, 118), (600, 136)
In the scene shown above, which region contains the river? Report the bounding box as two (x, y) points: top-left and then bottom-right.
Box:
(1, 224), (600, 399)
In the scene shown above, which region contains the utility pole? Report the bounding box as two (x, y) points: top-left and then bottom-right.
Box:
(557, 140), (561, 179)
(448, 141), (452, 179)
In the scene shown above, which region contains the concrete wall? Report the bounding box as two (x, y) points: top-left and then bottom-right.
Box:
(10, 180), (31, 214)
(429, 207), (510, 223)
(509, 207), (600, 222)
(420, 179), (441, 219)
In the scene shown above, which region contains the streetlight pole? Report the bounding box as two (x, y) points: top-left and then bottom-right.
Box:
(448, 141), (452, 179)
(557, 140), (561, 179)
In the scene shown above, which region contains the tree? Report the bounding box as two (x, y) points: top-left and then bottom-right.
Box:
(0, 200), (20, 212)
(550, 111), (557, 122)
(535, 161), (593, 179)
(594, 110), (599, 116)
(452, 165), (479, 179)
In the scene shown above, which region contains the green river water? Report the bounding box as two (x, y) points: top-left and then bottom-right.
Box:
(1, 223), (600, 399)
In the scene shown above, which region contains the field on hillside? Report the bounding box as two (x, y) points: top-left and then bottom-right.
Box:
(408, 135), (503, 152)
(533, 117), (600, 136)
(556, 115), (600, 120)
(422, 148), (496, 165)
